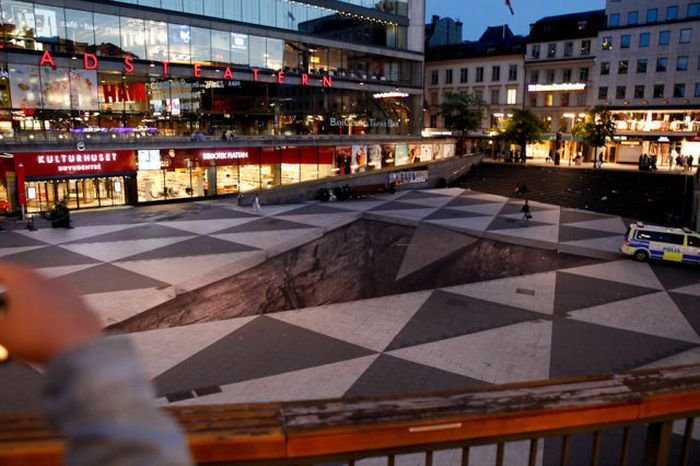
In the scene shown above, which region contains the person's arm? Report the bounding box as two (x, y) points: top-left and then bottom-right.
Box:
(0, 262), (193, 466)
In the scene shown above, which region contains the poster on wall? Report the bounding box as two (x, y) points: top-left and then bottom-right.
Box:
(381, 144), (396, 168)
(351, 145), (367, 173)
(9, 64), (42, 109)
(420, 144), (434, 162)
(41, 67), (71, 109)
(443, 144), (456, 159)
(394, 144), (409, 166)
(69, 70), (98, 110)
(367, 144), (382, 170)
(432, 144), (444, 160)
(335, 146), (352, 175)
(408, 144), (420, 164)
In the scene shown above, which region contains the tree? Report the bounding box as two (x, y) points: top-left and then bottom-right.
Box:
(572, 106), (616, 161)
(438, 92), (486, 139)
(499, 109), (547, 161)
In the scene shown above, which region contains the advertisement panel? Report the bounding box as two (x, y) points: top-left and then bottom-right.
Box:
(335, 146), (351, 175)
(394, 144), (409, 166)
(420, 144), (433, 162)
(10, 64), (42, 109)
(381, 144), (395, 168)
(17, 150), (136, 177)
(367, 144), (382, 170)
(408, 144), (420, 164)
(351, 144), (367, 173)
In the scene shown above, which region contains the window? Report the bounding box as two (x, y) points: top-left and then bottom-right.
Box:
(547, 43), (556, 58)
(580, 40), (591, 55)
(491, 89), (499, 104)
(602, 36), (612, 50)
(508, 64), (517, 81)
(430, 114), (437, 127)
(560, 93), (569, 107)
(430, 70), (438, 85)
(689, 3), (700, 17)
(647, 8), (658, 23)
(430, 91), (438, 105)
(637, 59), (648, 73)
(618, 61), (628, 74)
(460, 67), (468, 83)
(677, 56), (689, 71)
(636, 231), (684, 245)
(621, 35), (631, 48)
(639, 32), (650, 47)
(475, 67), (484, 82)
(579, 67), (589, 81)
(608, 14), (620, 27)
(492, 66), (500, 81)
(689, 235), (700, 247)
(598, 86), (608, 99)
(531, 44), (540, 58)
(680, 29), (691, 43)
(616, 86), (626, 99)
(562, 69), (572, 81)
(529, 70), (539, 83)
(544, 93), (553, 106)
(445, 69), (453, 84)
(656, 57), (668, 72)
(695, 82), (700, 97)
(653, 84), (664, 98)
(564, 41), (573, 57)
(673, 83), (685, 97)
(507, 88), (517, 104)
(659, 31), (670, 45)
(634, 85), (645, 98)
(474, 90), (483, 101)
(628, 10), (639, 25)
(601, 62), (610, 75)
(546, 69), (555, 83)
(666, 5), (678, 20)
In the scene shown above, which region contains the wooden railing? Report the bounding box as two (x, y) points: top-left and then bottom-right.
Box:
(3, 364), (700, 465)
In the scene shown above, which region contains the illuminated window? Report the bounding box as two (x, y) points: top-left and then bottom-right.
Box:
(544, 93), (553, 106)
(507, 88), (517, 104)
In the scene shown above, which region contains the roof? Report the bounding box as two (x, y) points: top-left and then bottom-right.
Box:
(426, 25), (526, 62)
(527, 9), (606, 42)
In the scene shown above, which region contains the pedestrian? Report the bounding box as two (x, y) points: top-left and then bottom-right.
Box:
(597, 152), (604, 169)
(521, 199), (531, 223)
(252, 194), (261, 213)
(687, 155), (694, 172)
(650, 154), (658, 172)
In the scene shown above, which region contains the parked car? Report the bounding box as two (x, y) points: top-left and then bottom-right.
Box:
(621, 222), (700, 264)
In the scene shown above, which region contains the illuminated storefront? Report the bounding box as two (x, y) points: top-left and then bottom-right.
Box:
(9, 141), (455, 212)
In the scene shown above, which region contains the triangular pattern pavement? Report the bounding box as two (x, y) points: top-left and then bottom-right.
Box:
(561, 260), (665, 290)
(386, 290), (544, 351)
(568, 291), (700, 343)
(153, 316), (376, 398)
(344, 354), (487, 398)
(669, 292), (700, 337)
(390, 320), (552, 385)
(558, 225), (621, 242)
(59, 236), (195, 262)
(550, 319), (697, 378)
(553, 271), (659, 314)
(396, 223), (478, 280)
(213, 217), (317, 233)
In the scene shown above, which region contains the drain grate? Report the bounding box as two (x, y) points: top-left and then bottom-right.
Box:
(516, 288), (536, 296)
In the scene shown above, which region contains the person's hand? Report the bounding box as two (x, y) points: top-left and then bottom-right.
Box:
(0, 262), (101, 365)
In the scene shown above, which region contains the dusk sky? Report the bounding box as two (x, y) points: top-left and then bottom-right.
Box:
(427, 0), (606, 40)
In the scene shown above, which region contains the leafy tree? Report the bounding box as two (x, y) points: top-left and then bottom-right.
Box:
(499, 109), (547, 160)
(572, 106), (616, 161)
(438, 92), (486, 137)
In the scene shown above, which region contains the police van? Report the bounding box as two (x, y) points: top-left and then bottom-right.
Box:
(621, 222), (700, 264)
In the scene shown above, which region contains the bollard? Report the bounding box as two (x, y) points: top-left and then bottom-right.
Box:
(26, 214), (37, 231)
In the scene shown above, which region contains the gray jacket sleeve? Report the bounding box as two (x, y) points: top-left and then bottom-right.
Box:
(42, 337), (193, 466)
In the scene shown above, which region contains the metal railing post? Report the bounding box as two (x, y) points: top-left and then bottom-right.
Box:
(643, 421), (673, 466)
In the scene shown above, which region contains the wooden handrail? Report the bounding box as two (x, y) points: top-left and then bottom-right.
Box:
(3, 364), (700, 465)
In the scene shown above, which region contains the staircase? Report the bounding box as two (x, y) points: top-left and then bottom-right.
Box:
(455, 162), (695, 226)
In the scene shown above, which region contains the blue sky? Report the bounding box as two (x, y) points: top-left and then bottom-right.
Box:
(427, 0), (606, 40)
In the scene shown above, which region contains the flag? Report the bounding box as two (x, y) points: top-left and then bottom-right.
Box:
(505, 0), (514, 15)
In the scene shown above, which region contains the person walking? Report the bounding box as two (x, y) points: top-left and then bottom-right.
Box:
(521, 199), (531, 223)
(252, 194), (261, 213)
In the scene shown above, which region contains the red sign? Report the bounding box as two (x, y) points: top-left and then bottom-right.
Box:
(15, 150), (137, 177)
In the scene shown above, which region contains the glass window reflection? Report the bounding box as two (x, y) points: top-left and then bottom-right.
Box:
(146, 20), (168, 61)
(93, 13), (121, 57)
(222, 0), (242, 21)
(34, 5), (65, 50)
(249, 36), (266, 68)
(121, 17), (146, 58)
(211, 30), (230, 63)
(190, 27), (211, 63)
(230, 33), (249, 65)
(168, 23), (191, 63)
(64, 9), (94, 54)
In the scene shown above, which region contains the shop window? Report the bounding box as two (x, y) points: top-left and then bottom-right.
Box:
(634, 85), (645, 99)
(544, 93), (553, 107)
(677, 56), (689, 71)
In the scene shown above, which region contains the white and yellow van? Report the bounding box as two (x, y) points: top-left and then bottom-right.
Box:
(621, 222), (700, 264)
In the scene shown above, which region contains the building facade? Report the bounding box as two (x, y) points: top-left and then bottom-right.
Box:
(424, 25), (525, 153)
(0, 0), (451, 213)
(595, 0), (700, 165)
(524, 10), (606, 162)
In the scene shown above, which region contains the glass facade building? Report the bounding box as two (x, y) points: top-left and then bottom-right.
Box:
(0, 0), (435, 213)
